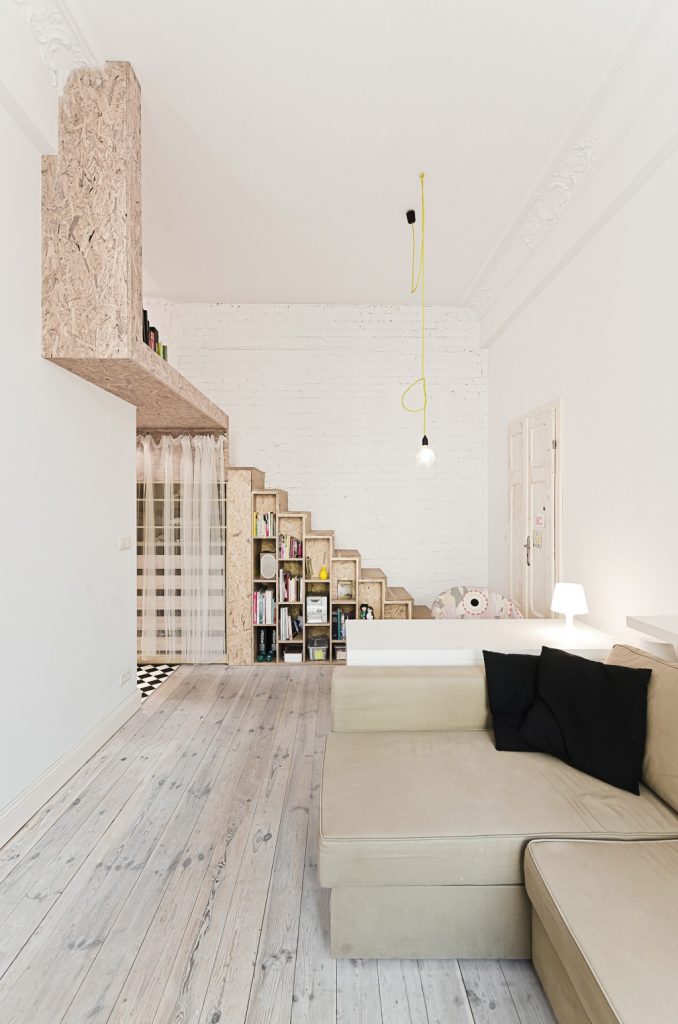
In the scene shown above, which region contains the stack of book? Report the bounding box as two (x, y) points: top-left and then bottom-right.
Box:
(142, 309), (169, 361)
(253, 588), (276, 625)
(279, 534), (303, 559)
(332, 607), (353, 641)
(253, 512), (276, 538)
(279, 570), (303, 603)
(279, 607), (303, 641)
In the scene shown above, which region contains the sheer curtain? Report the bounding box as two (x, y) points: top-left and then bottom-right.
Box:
(138, 434), (226, 663)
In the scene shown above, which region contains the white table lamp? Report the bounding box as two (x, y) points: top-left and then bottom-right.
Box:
(551, 583), (588, 628)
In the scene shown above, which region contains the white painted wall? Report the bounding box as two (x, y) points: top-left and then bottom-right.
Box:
(149, 302), (487, 606)
(0, 101), (137, 840)
(487, 145), (678, 636)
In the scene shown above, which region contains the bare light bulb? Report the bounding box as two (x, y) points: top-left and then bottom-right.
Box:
(416, 435), (436, 468)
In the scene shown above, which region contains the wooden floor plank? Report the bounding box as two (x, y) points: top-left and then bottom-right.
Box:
(107, 666), (285, 1024)
(0, 668), (226, 980)
(0, 673), (228, 1022)
(151, 667), (307, 1024)
(315, 665), (332, 741)
(500, 961), (557, 1024)
(419, 960), (474, 1023)
(459, 960), (522, 1024)
(377, 960), (428, 1023)
(0, 666), (194, 888)
(0, 665), (205, 911)
(337, 959), (382, 1024)
(202, 667), (319, 1024)
(290, 741), (336, 1024)
(60, 667), (264, 1023)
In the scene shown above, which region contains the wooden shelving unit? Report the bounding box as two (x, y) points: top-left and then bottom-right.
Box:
(250, 498), (413, 665)
(251, 490), (278, 662)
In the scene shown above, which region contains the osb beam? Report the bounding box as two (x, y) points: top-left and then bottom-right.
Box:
(42, 61), (229, 435)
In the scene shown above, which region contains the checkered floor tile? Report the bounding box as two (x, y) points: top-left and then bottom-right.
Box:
(137, 663), (179, 700)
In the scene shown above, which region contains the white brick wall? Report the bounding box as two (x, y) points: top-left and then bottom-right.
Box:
(149, 302), (487, 606)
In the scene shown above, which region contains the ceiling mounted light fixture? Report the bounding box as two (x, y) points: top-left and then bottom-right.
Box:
(401, 172), (435, 468)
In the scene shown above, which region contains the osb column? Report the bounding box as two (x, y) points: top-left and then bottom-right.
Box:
(42, 61), (142, 362)
(227, 468), (255, 665)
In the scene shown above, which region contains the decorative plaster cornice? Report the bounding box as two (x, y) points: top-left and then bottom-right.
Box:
(464, 1), (678, 335)
(13, 0), (101, 92)
(467, 287), (493, 319)
(517, 133), (598, 248)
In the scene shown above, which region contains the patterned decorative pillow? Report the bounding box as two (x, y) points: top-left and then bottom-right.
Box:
(431, 586), (523, 620)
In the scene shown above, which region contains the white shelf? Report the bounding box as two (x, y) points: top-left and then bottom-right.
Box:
(626, 615), (678, 645)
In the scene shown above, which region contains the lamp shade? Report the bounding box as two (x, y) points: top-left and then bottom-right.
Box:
(551, 583), (588, 618)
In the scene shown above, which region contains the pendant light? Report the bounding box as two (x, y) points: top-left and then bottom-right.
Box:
(401, 172), (435, 467)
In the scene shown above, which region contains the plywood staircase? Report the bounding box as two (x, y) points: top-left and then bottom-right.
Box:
(244, 472), (414, 665)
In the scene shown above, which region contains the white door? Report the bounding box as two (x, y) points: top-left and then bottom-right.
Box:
(508, 417), (526, 610)
(508, 401), (560, 618)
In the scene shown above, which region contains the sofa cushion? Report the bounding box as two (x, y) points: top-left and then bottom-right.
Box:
(331, 666), (490, 733)
(518, 647), (650, 794)
(482, 650), (539, 751)
(318, 730), (678, 888)
(526, 838), (678, 1024)
(605, 644), (678, 812)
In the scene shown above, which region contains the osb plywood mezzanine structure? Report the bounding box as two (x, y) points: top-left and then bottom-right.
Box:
(41, 59), (413, 667)
(41, 61), (229, 434)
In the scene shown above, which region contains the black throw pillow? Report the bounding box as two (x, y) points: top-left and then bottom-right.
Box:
(482, 650), (540, 751)
(518, 646), (651, 794)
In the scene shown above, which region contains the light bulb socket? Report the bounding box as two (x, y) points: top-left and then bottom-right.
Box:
(406, 209), (416, 225)
(421, 435), (429, 446)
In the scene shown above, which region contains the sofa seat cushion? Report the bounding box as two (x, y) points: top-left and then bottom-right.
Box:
(526, 839), (678, 1024)
(319, 730), (678, 887)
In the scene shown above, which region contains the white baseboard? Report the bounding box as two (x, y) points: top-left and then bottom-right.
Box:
(0, 690), (142, 849)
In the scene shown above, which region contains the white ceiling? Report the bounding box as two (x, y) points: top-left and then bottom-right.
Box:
(77, 0), (653, 305)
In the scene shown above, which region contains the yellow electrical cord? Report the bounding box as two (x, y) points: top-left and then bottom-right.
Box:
(401, 172), (428, 436)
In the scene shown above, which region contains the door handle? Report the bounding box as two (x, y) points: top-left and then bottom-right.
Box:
(524, 535), (531, 567)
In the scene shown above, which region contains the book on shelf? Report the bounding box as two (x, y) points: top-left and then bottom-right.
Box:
(279, 569), (303, 603)
(279, 534), (303, 559)
(253, 587), (276, 625)
(141, 313), (169, 361)
(256, 628), (276, 661)
(279, 607), (303, 641)
(253, 512), (276, 538)
(332, 607), (354, 641)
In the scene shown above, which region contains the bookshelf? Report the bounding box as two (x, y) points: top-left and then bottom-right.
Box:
(252, 491), (278, 662)
(250, 493), (413, 665)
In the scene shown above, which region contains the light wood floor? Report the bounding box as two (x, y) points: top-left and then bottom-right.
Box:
(0, 665), (556, 1023)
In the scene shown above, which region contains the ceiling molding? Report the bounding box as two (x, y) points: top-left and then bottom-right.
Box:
(517, 133), (599, 249)
(12, 0), (101, 93)
(465, 0), (678, 336)
(467, 287), (493, 320)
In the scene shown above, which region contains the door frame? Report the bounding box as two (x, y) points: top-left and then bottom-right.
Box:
(508, 399), (561, 617)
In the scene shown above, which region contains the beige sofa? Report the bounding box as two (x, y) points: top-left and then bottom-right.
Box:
(319, 647), (678, 988)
